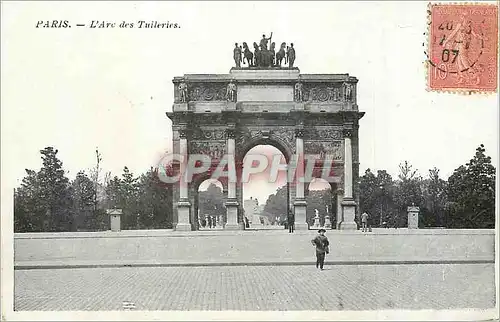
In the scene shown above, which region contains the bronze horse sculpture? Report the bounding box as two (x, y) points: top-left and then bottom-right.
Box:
(275, 42), (286, 67)
(242, 42), (254, 67)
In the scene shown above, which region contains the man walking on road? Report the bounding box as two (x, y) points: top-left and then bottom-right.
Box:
(287, 209), (294, 233)
(311, 229), (329, 270)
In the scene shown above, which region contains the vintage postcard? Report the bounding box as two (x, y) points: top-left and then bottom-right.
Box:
(1, 1), (498, 321)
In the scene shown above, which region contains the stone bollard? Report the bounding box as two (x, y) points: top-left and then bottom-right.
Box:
(407, 205), (420, 229)
(106, 209), (123, 232)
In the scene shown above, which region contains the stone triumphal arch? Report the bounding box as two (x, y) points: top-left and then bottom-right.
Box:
(167, 46), (364, 231)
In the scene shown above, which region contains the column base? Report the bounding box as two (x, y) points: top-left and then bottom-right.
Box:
(294, 199), (308, 230)
(176, 199), (192, 231)
(175, 223), (192, 231)
(224, 223), (242, 230)
(338, 221), (357, 230)
(225, 199), (241, 230)
(295, 223), (309, 230)
(340, 197), (357, 230)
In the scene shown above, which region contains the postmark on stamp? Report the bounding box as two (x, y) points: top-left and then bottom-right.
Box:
(427, 3), (498, 93)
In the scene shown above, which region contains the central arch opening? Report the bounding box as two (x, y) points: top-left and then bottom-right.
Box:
(307, 178), (334, 229)
(197, 179), (225, 230)
(242, 144), (289, 230)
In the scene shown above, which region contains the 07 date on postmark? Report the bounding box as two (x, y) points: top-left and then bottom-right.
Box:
(426, 3), (498, 93)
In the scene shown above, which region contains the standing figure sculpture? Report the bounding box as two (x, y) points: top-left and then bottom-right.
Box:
(226, 80), (237, 102)
(242, 42), (254, 67)
(344, 83), (352, 101)
(294, 82), (303, 102)
(269, 42), (276, 66)
(253, 42), (261, 67)
(178, 82), (188, 103)
(233, 43), (242, 68)
(260, 33), (273, 51)
(288, 43), (296, 68)
(276, 42), (286, 67)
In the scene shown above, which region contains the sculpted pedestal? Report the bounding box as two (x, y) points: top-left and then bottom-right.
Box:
(224, 199), (241, 230)
(176, 200), (192, 231)
(294, 199), (308, 230)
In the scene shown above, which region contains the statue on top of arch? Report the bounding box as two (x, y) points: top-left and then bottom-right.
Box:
(233, 33), (296, 69)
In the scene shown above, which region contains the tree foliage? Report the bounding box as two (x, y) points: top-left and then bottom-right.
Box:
(446, 145), (495, 228)
(198, 183), (225, 223)
(14, 144), (496, 231)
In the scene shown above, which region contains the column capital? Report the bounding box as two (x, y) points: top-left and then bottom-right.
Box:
(179, 128), (189, 139)
(295, 128), (305, 138)
(225, 129), (236, 139)
(342, 128), (353, 138)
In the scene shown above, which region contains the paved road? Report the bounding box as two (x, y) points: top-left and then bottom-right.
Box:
(14, 229), (494, 267)
(14, 263), (495, 311)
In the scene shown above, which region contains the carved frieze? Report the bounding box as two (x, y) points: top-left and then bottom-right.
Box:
(237, 127), (295, 155)
(189, 141), (226, 160)
(304, 128), (342, 140)
(191, 128), (226, 140)
(302, 84), (343, 102)
(272, 127), (295, 151)
(189, 84), (227, 101)
(304, 141), (343, 161)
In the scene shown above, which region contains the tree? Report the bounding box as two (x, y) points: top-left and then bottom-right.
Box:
(71, 171), (95, 231)
(446, 145), (495, 228)
(37, 147), (73, 231)
(359, 169), (396, 227)
(198, 183), (225, 223)
(420, 168), (447, 227)
(394, 161), (423, 228)
(137, 167), (173, 229)
(14, 169), (43, 232)
(104, 167), (140, 229)
(263, 185), (288, 221)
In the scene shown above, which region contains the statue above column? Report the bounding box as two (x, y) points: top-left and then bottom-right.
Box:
(233, 33), (296, 69)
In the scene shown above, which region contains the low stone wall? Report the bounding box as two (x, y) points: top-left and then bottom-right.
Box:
(14, 229), (495, 267)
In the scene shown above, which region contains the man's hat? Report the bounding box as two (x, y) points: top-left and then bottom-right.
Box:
(318, 228), (326, 233)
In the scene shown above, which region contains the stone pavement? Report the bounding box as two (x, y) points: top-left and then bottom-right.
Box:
(14, 263), (496, 311)
(14, 229), (495, 269)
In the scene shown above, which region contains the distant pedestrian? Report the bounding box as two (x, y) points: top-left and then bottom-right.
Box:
(311, 229), (329, 270)
(361, 212), (369, 232)
(287, 209), (295, 233)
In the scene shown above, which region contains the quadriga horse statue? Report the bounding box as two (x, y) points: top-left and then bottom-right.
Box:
(242, 42), (254, 67)
(275, 42), (286, 67)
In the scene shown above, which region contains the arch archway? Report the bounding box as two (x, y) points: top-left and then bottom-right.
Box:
(306, 178), (336, 229)
(196, 179), (225, 230)
(241, 144), (288, 230)
(167, 68), (364, 231)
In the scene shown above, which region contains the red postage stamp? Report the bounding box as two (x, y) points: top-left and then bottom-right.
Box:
(427, 3), (498, 92)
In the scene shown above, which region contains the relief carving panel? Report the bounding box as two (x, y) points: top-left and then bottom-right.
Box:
(305, 128), (342, 140)
(303, 84), (343, 102)
(188, 83), (227, 102)
(304, 140), (343, 161)
(190, 141), (226, 160)
(191, 128), (226, 140)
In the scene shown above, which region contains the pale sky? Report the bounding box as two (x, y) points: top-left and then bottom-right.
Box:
(2, 1), (498, 204)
